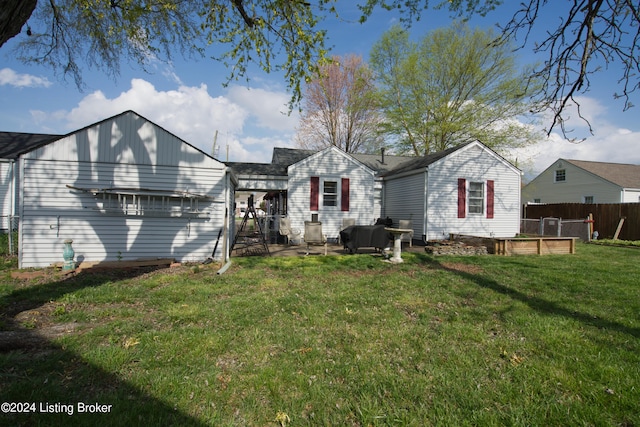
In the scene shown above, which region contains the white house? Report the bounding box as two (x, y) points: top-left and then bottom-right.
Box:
(229, 141), (522, 243)
(382, 141), (522, 241)
(522, 159), (640, 204)
(1, 111), (234, 268)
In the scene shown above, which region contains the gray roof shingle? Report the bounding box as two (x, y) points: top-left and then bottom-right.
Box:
(566, 159), (640, 189)
(0, 132), (63, 159)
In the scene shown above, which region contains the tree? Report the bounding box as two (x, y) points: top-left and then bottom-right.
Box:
(360, 0), (640, 138)
(370, 24), (541, 156)
(295, 54), (383, 153)
(2, 0), (638, 133)
(1, 0), (334, 105)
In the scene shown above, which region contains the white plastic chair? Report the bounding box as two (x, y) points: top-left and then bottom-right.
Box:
(278, 217), (301, 244)
(304, 221), (327, 255)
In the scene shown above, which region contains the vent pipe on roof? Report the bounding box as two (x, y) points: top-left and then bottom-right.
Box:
(381, 147), (385, 164)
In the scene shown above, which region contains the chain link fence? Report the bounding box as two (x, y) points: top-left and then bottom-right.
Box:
(520, 217), (591, 241)
(1, 215), (19, 255)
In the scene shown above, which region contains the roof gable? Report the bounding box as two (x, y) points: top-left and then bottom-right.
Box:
(19, 110), (223, 168)
(288, 145), (376, 175)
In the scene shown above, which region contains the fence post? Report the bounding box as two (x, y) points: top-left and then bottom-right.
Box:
(558, 218), (562, 237)
(8, 216), (12, 255)
(539, 217), (543, 235)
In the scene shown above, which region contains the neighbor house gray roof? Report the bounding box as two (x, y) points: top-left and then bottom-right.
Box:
(0, 132), (63, 159)
(565, 159), (640, 189)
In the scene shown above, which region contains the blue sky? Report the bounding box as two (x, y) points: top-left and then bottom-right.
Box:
(1, 2), (639, 177)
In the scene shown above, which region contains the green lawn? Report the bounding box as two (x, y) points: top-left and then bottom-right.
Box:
(1, 243), (638, 426)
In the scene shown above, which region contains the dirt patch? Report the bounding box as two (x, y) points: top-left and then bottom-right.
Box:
(0, 301), (86, 351)
(440, 262), (484, 275)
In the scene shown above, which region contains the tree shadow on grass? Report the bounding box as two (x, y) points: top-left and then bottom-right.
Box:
(0, 266), (206, 427)
(413, 253), (640, 340)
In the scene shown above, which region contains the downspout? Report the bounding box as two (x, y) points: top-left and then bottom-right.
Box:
(422, 168), (429, 243)
(217, 166), (233, 275)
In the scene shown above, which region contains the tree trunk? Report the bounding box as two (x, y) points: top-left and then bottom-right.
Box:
(0, 0), (37, 48)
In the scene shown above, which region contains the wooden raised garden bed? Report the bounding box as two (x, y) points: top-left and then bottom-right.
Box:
(494, 237), (577, 255)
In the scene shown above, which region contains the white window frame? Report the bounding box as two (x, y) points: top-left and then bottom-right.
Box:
(322, 179), (339, 208)
(554, 169), (566, 183)
(468, 181), (484, 215)
(583, 195), (594, 204)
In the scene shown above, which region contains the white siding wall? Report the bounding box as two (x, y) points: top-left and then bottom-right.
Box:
(18, 112), (227, 268)
(426, 143), (520, 240)
(287, 147), (376, 239)
(0, 161), (15, 230)
(522, 161), (623, 204)
(622, 189), (640, 203)
(383, 171), (426, 240)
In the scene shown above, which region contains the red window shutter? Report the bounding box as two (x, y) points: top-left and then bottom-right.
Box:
(341, 178), (350, 212)
(310, 176), (319, 211)
(486, 180), (494, 219)
(457, 178), (466, 218)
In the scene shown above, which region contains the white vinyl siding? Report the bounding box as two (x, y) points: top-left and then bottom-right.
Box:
(287, 147), (376, 238)
(426, 143), (520, 240)
(0, 161), (16, 229)
(383, 171), (425, 240)
(17, 112), (227, 268)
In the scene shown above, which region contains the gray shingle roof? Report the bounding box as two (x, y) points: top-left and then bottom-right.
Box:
(268, 147), (415, 175)
(566, 159), (640, 189)
(226, 162), (289, 176)
(229, 143), (488, 178)
(0, 132), (63, 159)
(381, 142), (473, 177)
(270, 147), (315, 166)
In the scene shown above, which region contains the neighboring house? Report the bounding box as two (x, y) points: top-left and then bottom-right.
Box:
(1, 111), (233, 268)
(522, 159), (640, 204)
(228, 140), (522, 242)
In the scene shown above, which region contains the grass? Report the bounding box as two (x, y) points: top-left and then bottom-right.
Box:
(1, 243), (639, 426)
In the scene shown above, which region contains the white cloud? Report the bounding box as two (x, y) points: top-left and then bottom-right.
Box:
(28, 78), (298, 162)
(514, 96), (640, 179)
(226, 86), (299, 131)
(0, 68), (52, 88)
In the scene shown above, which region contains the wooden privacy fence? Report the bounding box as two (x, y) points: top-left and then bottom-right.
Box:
(522, 203), (640, 241)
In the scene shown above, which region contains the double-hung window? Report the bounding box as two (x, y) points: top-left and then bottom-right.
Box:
(468, 181), (484, 214)
(323, 181), (338, 207)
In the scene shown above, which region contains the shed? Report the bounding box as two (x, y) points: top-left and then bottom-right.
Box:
(2, 111), (233, 268)
(382, 141), (522, 241)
